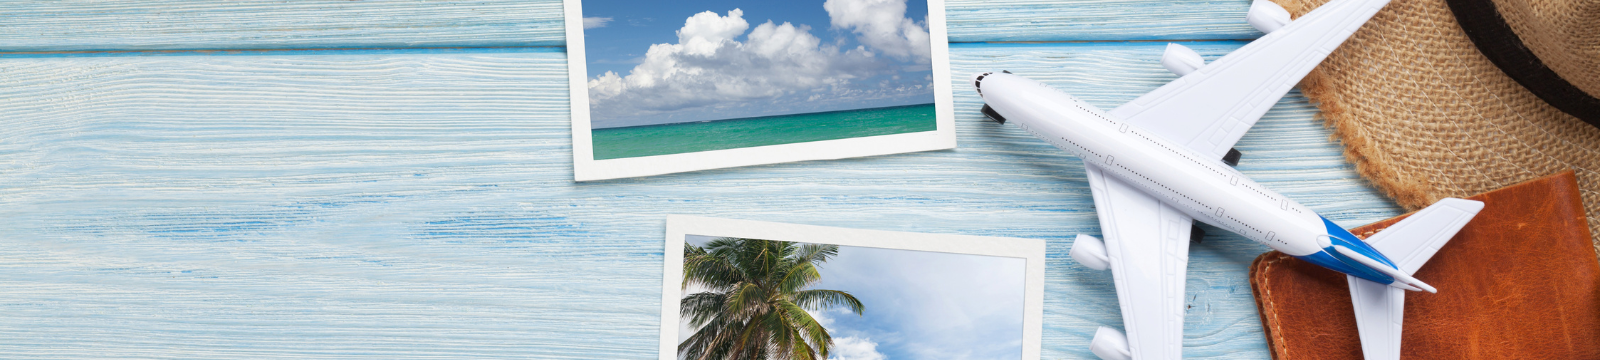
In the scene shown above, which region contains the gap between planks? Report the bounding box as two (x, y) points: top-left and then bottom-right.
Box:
(0, 46), (565, 59)
(0, 39), (1261, 58)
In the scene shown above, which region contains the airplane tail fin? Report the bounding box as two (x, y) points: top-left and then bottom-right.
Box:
(1362, 198), (1485, 281)
(1346, 198), (1482, 360)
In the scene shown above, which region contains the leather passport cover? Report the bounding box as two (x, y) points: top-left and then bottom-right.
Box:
(1250, 170), (1600, 359)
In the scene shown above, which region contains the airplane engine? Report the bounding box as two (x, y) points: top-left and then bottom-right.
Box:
(1247, 0), (1292, 34)
(1071, 234), (1112, 271)
(1160, 43), (1206, 76)
(1090, 326), (1134, 360)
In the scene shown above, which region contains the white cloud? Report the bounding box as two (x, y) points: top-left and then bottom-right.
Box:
(829, 336), (888, 360)
(810, 309), (836, 328)
(824, 0), (931, 64)
(582, 17), (613, 29)
(675, 9), (750, 56)
(586, 4), (933, 127)
(588, 9), (882, 122)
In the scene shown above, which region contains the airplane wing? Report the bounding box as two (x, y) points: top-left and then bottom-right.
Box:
(1084, 164), (1194, 360)
(1076, 0), (1398, 357)
(1108, 0), (1393, 160)
(1346, 198), (1485, 360)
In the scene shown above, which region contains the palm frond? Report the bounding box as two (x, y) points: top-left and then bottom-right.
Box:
(680, 314), (738, 360)
(678, 291), (726, 328)
(774, 261), (822, 294)
(775, 298), (832, 360)
(793, 289), (865, 315)
(678, 238), (861, 360)
(793, 243), (839, 266)
(683, 245), (743, 291)
(726, 282), (770, 316)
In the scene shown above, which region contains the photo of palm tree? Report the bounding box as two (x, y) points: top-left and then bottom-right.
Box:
(676, 235), (1027, 360)
(679, 237), (863, 360)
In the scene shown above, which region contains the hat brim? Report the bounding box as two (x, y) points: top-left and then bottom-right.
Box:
(1270, 0), (1600, 250)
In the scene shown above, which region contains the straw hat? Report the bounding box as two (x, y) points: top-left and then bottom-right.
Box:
(1267, 0), (1600, 251)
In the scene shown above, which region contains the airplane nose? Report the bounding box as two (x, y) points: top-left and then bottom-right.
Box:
(970, 72), (992, 92)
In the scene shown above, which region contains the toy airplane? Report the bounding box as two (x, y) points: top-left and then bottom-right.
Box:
(970, 0), (1486, 359)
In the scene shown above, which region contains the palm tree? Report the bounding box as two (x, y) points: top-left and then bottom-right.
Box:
(679, 237), (865, 360)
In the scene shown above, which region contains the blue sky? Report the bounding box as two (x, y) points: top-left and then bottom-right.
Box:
(581, 0), (936, 128)
(682, 235), (1026, 360)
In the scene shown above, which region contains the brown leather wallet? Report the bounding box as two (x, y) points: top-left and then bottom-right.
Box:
(1250, 170), (1600, 359)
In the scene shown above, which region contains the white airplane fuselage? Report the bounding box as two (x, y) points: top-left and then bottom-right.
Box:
(975, 72), (1420, 288)
(978, 73), (1324, 255)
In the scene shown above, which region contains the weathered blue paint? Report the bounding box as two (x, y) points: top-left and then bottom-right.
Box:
(0, 0), (1263, 52)
(0, 1), (1405, 359)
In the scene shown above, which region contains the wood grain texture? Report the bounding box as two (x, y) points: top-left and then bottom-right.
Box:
(0, 0), (565, 52)
(945, 0), (1263, 42)
(0, 43), (1402, 358)
(0, 0), (1264, 53)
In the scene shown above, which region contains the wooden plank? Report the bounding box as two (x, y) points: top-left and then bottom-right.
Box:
(0, 0), (1262, 53)
(0, 43), (1400, 358)
(0, 0), (565, 52)
(946, 0), (1262, 42)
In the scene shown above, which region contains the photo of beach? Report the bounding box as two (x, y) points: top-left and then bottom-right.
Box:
(579, 0), (939, 160)
(676, 235), (1027, 360)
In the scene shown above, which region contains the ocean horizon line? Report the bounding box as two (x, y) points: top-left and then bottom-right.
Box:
(592, 103), (937, 130)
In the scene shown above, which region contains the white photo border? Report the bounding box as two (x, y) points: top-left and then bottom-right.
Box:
(563, 0), (958, 181)
(660, 215), (1045, 360)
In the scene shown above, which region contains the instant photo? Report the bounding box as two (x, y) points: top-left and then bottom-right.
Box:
(564, 0), (956, 180)
(661, 216), (1045, 360)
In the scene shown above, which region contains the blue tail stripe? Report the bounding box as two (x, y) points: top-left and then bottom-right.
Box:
(1320, 216), (1398, 269)
(1290, 216), (1402, 284)
(1293, 251), (1394, 284)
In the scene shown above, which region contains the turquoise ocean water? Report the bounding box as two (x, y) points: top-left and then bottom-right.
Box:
(592, 103), (937, 160)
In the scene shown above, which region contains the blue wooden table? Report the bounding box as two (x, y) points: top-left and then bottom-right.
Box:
(0, 1), (1404, 358)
